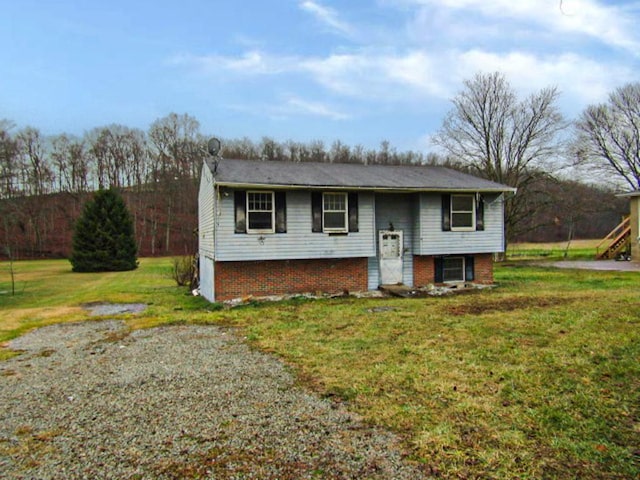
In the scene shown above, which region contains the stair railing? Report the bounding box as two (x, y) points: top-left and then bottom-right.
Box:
(595, 216), (631, 259)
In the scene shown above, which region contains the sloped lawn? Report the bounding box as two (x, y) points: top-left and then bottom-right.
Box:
(1, 258), (638, 478)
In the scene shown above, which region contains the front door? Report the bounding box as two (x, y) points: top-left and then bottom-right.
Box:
(379, 230), (403, 284)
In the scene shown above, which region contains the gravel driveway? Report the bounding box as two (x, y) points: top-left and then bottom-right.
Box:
(0, 320), (426, 479)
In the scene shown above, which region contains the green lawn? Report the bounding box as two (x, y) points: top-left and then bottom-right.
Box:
(507, 239), (601, 260)
(1, 257), (638, 479)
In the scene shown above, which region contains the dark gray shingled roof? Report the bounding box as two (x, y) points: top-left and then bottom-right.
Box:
(206, 157), (515, 193)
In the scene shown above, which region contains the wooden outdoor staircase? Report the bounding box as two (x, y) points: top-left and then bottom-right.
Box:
(595, 217), (631, 260)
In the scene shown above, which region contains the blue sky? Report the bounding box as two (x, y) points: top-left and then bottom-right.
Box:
(1, 0), (639, 151)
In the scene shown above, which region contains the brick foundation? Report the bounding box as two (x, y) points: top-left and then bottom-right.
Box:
(474, 253), (494, 284)
(413, 253), (494, 286)
(214, 257), (368, 301)
(413, 255), (436, 287)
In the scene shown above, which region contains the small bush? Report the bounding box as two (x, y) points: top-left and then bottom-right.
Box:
(171, 256), (196, 287)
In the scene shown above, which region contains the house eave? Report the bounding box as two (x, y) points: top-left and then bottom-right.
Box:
(616, 190), (640, 198)
(214, 180), (515, 194)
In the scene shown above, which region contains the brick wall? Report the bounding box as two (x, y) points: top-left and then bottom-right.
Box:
(413, 255), (435, 286)
(413, 253), (494, 286)
(214, 257), (368, 301)
(474, 253), (494, 284)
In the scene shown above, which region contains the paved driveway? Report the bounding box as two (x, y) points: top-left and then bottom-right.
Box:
(545, 260), (640, 272)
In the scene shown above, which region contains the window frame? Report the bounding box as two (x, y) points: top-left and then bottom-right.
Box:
(322, 192), (348, 233)
(246, 190), (275, 234)
(442, 256), (465, 283)
(450, 194), (476, 231)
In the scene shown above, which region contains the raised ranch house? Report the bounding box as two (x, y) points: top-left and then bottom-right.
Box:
(198, 158), (515, 302)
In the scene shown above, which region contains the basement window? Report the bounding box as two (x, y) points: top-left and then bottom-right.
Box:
(435, 255), (475, 283)
(442, 257), (465, 282)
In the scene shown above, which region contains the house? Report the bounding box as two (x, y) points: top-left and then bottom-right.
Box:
(617, 191), (640, 261)
(198, 157), (515, 302)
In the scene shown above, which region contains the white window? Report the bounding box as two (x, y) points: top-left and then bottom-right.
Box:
(247, 191), (274, 233)
(451, 194), (475, 231)
(323, 192), (348, 233)
(443, 257), (465, 282)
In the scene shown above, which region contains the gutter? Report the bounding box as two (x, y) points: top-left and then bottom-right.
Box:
(213, 181), (516, 195)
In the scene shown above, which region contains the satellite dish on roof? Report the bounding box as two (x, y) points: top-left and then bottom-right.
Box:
(207, 137), (221, 156)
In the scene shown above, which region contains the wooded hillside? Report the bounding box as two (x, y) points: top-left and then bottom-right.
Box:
(0, 113), (628, 260)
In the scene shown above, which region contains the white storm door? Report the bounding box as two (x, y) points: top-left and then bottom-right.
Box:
(379, 230), (403, 284)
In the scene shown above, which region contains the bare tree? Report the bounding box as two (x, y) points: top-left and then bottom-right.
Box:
(148, 112), (202, 179)
(308, 140), (326, 163)
(259, 137), (282, 161)
(433, 72), (567, 245)
(330, 140), (351, 163)
(13, 127), (56, 255)
(51, 134), (90, 193)
(85, 125), (148, 190)
(221, 137), (259, 159)
(17, 127), (53, 196)
(0, 120), (19, 198)
(575, 82), (640, 190)
(148, 113), (203, 253)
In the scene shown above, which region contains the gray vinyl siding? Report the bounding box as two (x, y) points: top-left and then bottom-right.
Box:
(373, 193), (415, 287)
(199, 255), (215, 302)
(214, 189), (375, 261)
(198, 164), (215, 257)
(367, 257), (379, 290)
(416, 192), (505, 255)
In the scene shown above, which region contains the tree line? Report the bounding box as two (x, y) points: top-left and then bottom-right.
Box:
(0, 114), (436, 201)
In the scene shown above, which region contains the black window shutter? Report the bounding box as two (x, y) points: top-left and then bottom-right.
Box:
(442, 194), (451, 231)
(275, 191), (287, 233)
(234, 190), (246, 233)
(476, 194), (485, 231)
(434, 257), (444, 283)
(348, 192), (359, 232)
(311, 192), (322, 232)
(465, 255), (475, 281)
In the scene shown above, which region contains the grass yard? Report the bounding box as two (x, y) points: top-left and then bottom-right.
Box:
(507, 239), (601, 260)
(1, 256), (639, 478)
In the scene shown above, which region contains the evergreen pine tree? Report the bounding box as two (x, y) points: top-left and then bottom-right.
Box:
(70, 188), (138, 272)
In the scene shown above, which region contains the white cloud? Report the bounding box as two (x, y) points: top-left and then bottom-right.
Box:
(228, 95), (350, 121)
(168, 51), (299, 76)
(281, 96), (351, 120)
(169, 0), (638, 124)
(299, 1), (355, 37)
(454, 49), (634, 105)
(392, 0), (640, 54)
(171, 45), (634, 109)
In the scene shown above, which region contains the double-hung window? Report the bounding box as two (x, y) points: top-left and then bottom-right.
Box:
(450, 194), (475, 231)
(322, 192), (348, 233)
(234, 190), (286, 234)
(247, 191), (274, 233)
